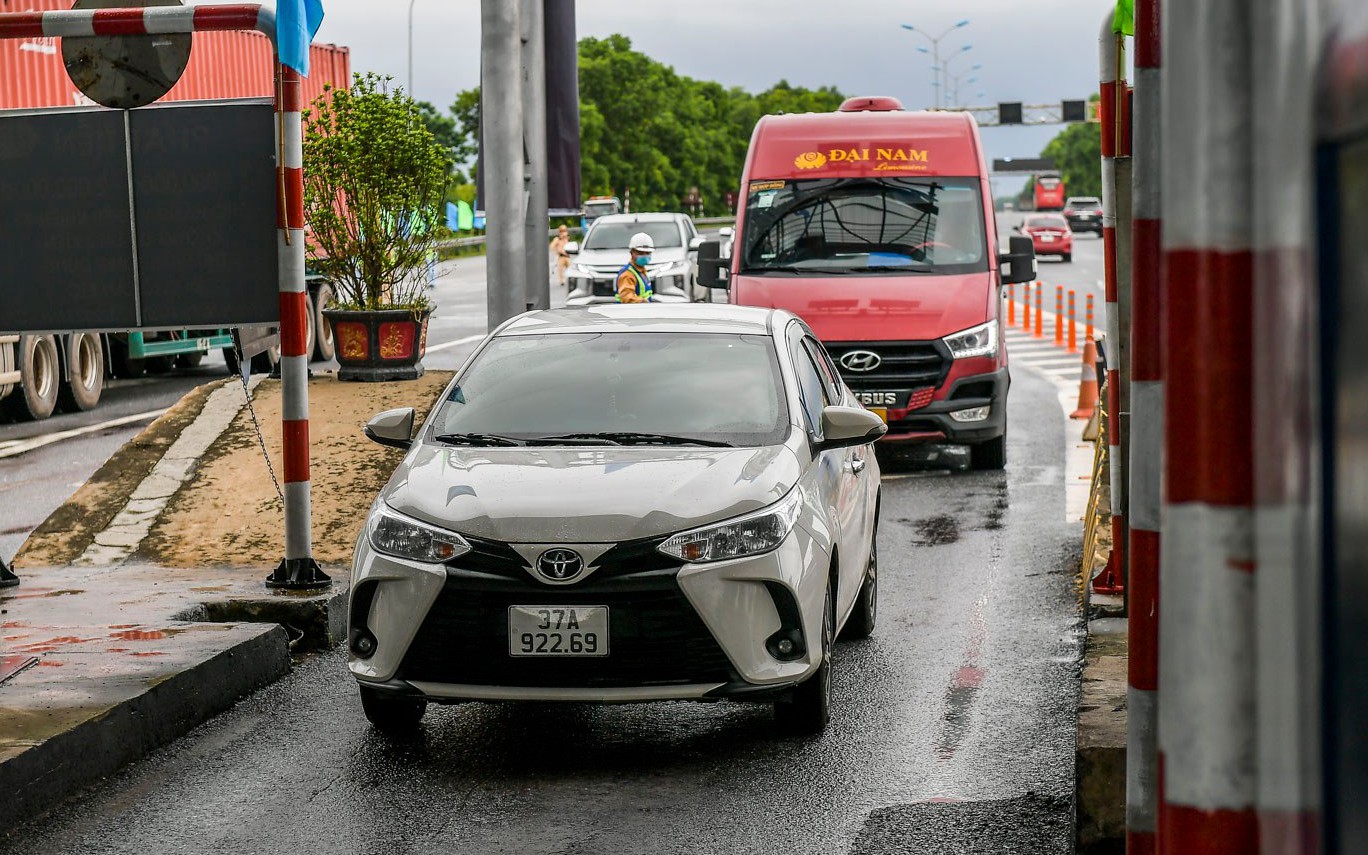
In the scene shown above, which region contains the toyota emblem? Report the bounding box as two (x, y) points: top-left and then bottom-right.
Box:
(536, 548), (585, 582)
(838, 350), (882, 372)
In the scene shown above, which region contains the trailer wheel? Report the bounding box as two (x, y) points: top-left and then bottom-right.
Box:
(176, 351), (204, 369)
(223, 347), (242, 377)
(313, 283), (336, 361)
(57, 332), (104, 412)
(4, 334), (60, 421)
(108, 337), (145, 378)
(251, 343), (281, 374)
(303, 291), (317, 363)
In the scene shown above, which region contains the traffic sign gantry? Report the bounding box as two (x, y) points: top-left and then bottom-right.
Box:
(0, 2), (329, 591)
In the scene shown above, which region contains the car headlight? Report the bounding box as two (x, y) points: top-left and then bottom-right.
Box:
(367, 507), (471, 563)
(943, 319), (999, 359)
(658, 489), (803, 563)
(572, 263), (596, 275)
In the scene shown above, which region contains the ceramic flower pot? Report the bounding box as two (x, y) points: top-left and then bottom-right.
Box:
(323, 307), (431, 382)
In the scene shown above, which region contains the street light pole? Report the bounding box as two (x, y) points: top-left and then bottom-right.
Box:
(407, 0), (416, 93)
(901, 20), (969, 109)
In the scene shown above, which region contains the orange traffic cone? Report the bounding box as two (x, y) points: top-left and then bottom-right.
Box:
(1070, 339), (1100, 420)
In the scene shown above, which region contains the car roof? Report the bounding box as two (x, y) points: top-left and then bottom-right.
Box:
(497, 305), (790, 337)
(589, 213), (688, 225)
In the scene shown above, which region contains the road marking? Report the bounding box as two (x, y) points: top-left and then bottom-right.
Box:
(0, 408), (166, 460)
(424, 333), (486, 354)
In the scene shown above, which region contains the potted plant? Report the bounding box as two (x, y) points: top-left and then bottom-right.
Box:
(303, 72), (451, 381)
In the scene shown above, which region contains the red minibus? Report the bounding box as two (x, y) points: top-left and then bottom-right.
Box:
(698, 97), (1036, 469)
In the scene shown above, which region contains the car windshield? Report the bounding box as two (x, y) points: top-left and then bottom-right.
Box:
(584, 201), (619, 218)
(1026, 215), (1069, 229)
(430, 332), (789, 446)
(739, 177), (988, 275)
(583, 221), (682, 250)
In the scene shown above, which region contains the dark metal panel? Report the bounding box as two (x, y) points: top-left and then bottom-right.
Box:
(543, 0), (581, 213)
(131, 99), (278, 328)
(0, 107), (137, 331)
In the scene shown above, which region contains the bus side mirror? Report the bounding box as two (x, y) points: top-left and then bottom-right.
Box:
(1000, 235), (1036, 284)
(697, 240), (731, 289)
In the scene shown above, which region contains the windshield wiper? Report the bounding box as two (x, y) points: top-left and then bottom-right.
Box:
(742, 265), (851, 275)
(433, 432), (526, 447)
(534, 432), (734, 448)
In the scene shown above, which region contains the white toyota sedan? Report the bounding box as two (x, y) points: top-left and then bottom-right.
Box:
(347, 305), (884, 734)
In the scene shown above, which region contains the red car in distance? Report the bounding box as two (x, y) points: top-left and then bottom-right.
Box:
(1016, 214), (1073, 262)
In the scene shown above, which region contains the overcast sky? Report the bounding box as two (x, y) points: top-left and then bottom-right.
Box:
(297, 0), (1118, 196)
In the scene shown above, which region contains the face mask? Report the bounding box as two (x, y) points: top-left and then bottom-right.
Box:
(635, 254), (652, 266)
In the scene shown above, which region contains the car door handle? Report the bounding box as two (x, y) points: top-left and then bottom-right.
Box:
(848, 458), (866, 474)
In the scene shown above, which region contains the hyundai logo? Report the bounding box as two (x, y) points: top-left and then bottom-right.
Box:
(536, 548), (585, 582)
(838, 350), (882, 372)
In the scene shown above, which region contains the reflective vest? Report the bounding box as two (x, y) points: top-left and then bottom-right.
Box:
(616, 263), (652, 302)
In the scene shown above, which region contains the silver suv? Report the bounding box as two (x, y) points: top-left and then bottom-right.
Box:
(565, 213), (702, 304)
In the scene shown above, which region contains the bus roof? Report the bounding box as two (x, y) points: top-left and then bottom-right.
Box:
(745, 110), (986, 181)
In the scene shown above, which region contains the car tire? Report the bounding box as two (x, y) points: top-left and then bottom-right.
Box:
(57, 332), (104, 412)
(1063, 252), (1073, 262)
(842, 526), (878, 640)
(359, 685), (427, 734)
(775, 578), (833, 734)
(971, 431), (1007, 471)
(5, 334), (60, 421)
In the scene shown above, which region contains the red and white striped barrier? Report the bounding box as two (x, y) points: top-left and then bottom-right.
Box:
(1158, 0), (1257, 849)
(0, 4), (327, 590)
(1098, 13), (1129, 598)
(1127, 0), (1161, 852)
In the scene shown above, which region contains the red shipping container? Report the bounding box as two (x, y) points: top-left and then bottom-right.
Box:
(0, 0), (350, 110)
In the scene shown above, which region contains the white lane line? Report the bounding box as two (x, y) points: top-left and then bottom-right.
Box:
(0, 408), (166, 460)
(424, 333), (486, 354)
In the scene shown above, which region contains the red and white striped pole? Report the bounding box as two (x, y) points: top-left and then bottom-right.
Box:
(1127, 0), (1161, 852)
(0, 4), (324, 590)
(1158, 0), (1256, 849)
(267, 57), (328, 589)
(1100, 14), (1128, 597)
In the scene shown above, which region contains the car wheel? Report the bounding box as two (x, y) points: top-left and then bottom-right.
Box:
(1063, 252), (1073, 262)
(842, 527), (878, 640)
(971, 431), (1007, 471)
(359, 685), (427, 734)
(775, 579), (833, 734)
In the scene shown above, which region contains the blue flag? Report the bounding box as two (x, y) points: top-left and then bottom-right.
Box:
(446, 202), (460, 232)
(278, 0), (325, 77)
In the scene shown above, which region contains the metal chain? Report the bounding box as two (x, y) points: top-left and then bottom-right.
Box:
(234, 348), (285, 504)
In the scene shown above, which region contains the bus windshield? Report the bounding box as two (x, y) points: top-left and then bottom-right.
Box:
(739, 177), (988, 275)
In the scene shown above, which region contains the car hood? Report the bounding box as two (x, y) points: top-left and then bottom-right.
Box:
(382, 442), (802, 543)
(732, 271), (993, 341)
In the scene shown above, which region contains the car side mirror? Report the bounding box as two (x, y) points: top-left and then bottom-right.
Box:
(696, 240), (731, 290)
(999, 235), (1037, 285)
(365, 407), (416, 450)
(564, 241), (579, 256)
(688, 235), (705, 251)
(817, 406), (887, 451)
(718, 226), (734, 239)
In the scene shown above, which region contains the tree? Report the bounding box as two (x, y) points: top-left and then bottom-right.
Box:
(1040, 94), (1103, 199)
(437, 35), (846, 214)
(303, 73), (452, 309)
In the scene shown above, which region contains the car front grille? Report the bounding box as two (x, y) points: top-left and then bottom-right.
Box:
(397, 567), (736, 688)
(824, 341), (951, 389)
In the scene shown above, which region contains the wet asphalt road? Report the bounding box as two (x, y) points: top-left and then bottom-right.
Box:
(1, 363), (1082, 855)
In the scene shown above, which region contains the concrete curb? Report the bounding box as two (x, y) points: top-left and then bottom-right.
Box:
(0, 622), (290, 830)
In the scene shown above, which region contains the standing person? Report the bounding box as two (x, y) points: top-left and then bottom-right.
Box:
(616, 232), (655, 303)
(549, 224), (572, 287)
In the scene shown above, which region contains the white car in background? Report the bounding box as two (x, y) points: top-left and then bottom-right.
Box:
(347, 305), (885, 735)
(565, 213), (706, 304)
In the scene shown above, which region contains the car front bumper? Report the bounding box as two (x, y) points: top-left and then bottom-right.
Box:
(347, 530), (829, 703)
(877, 365), (1009, 444)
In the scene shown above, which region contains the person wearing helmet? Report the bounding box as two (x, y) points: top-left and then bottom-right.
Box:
(616, 232), (655, 303)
